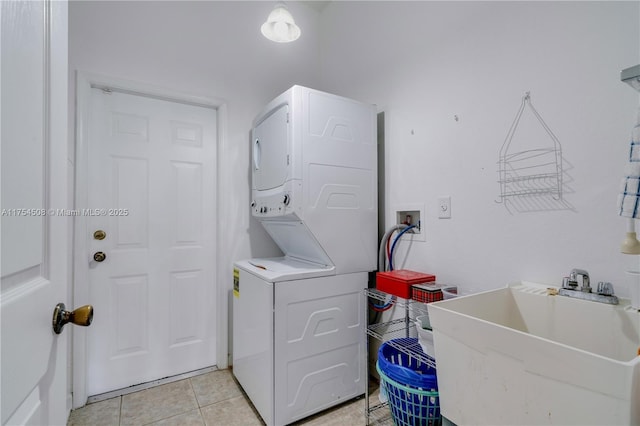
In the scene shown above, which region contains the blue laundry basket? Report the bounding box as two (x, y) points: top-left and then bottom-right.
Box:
(377, 338), (441, 426)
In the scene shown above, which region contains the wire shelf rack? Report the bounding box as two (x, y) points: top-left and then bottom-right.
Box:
(497, 92), (563, 203)
(365, 288), (436, 425)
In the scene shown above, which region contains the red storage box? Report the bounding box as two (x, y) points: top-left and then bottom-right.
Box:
(376, 270), (436, 299)
(412, 283), (446, 303)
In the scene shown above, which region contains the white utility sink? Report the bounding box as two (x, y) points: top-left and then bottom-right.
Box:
(428, 282), (640, 425)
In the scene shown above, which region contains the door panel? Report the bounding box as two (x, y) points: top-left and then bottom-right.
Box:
(0, 0), (45, 277)
(112, 275), (148, 357)
(169, 270), (202, 346)
(252, 104), (289, 191)
(112, 157), (148, 247)
(86, 89), (217, 396)
(171, 161), (202, 244)
(1, 1), (69, 425)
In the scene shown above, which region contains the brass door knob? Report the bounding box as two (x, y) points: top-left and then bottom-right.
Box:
(93, 230), (106, 240)
(52, 303), (94, 334)
(93, 251), (106, 262)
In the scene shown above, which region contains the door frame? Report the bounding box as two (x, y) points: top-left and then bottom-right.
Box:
(72, 72), (228, 408)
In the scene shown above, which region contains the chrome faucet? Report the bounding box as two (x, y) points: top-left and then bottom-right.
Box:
(559, 268), (618, 305)
(568, 268), (591, 293)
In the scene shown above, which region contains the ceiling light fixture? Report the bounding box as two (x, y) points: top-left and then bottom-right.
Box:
(261, 2), (301, 43)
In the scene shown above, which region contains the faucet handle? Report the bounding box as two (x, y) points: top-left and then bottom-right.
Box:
(597, 282), (615, 296)
(562, 277), (578, 289)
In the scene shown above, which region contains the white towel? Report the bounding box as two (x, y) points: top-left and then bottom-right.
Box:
(624, 162), (640, 177)
(618, 116), (640, 216)
(631, 120), (640, 161)
(619, 176), (640, 218)
(631, 141), (640, 162)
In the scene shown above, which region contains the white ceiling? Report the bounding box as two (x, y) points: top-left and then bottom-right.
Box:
(299, 1), (331, 13)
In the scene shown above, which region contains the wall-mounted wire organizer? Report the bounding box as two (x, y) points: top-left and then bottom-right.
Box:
(497, 92), (563, 202)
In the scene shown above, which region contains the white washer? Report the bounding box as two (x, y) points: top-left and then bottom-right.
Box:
(233, 259), (366, 425)
(233, 86), (377, 425)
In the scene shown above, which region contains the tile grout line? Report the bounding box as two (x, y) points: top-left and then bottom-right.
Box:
(187, 376), (207, 425)
(118, 395), (123, 426)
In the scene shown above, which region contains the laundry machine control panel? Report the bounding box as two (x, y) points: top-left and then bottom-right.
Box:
(252, 180), (302, 218)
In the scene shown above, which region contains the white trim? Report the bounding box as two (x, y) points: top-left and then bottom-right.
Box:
(6, 387), (41, 426)
(77, 72), (222, 110)
(0, 266), (45, 296)
(0, 276), (50, 305)
(72, 71), (227, 408)
(49, 0), (71, 422)
(216, 102), (229, 371)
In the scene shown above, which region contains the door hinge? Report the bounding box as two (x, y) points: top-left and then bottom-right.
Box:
(286, 113), (289, 123)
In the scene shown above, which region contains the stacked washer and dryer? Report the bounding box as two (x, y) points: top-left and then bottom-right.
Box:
(232, 86), (377, 425)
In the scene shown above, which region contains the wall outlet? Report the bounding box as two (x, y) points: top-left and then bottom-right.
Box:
(438, 196), (451, 219)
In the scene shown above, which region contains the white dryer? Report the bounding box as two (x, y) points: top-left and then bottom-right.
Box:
(233, 86), (377, 425)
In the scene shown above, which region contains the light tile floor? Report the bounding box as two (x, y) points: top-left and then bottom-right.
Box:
(68, 369), (379, 426)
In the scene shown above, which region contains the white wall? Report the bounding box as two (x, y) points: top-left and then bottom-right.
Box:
(320, 1), (640, 296)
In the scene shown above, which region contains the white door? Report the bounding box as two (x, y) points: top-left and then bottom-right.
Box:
(85, 88), (217, 396)
(252, 104), (289, 191)
(1, 1), (70, 425)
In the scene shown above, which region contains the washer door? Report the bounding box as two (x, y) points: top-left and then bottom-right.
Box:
(252, 104), (289, 191)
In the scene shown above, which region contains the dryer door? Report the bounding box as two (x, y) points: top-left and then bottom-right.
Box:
(253, 104), (289, 191)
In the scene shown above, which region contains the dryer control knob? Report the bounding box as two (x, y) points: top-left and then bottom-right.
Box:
(283, 194), (290, 206)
